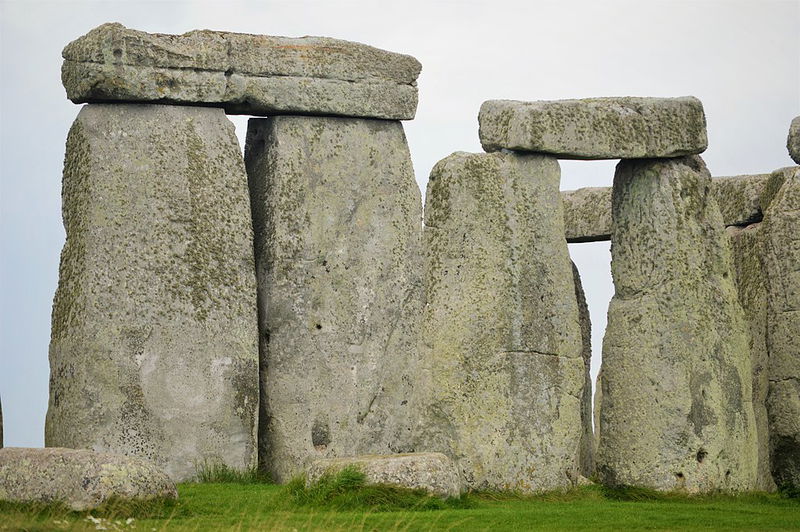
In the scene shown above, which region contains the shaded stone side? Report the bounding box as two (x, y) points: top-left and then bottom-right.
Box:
(572, 262), (594, 477)
(416, 151), (584, 492)
(726, 224), (776, 491)
(479, 96), (707, 159)
(761, 167), (800, 490)
(45, 104), (259, 481)
(597, 156), (758, 492)
(788, 117), (800, 165)
(62, 23), (421, 120)
(245, 116), (423, 483)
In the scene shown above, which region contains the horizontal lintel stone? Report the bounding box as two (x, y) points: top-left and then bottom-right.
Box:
(479, 96), (707, 159)
(61, 23), (421, 120)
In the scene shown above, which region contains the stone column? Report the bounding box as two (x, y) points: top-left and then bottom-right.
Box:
(416, 151), (585, 492)
(245, 116), (423, 483)
(597, 155), (758, 492)
(572, 262), (595, 478)
(45, 104), (259, 481)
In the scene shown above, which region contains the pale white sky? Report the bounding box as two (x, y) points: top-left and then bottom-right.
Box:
(1, 0), (798, 447)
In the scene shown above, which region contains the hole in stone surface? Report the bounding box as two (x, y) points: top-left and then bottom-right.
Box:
(113, 48), (122, 58)
(675, 472), (685, 479)
(315, 323), (322, 330)
(696, 448), (708, 463)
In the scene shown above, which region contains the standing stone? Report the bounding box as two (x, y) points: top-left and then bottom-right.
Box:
(572, 262), (594, 477)
(727, 224), (775, 491)
(597, 155), (758, 492)
(478, 97), (707, 159)
(416, 151), (585, 492)
(45, 104), (258, 481)
(788, 116), (800, 164)
(761, 167), (800, 490)
(245, 116), (423, 483)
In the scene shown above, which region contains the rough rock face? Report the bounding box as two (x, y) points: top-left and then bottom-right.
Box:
(727, 224), (776, 491)
(306, 453), (461, 498)
(572, 262), (594, 477)
(788, 116), (800, 164)
(62, 23), (420, 120)
(562, 173), (771, 243)
(245, 116), (423, 483)
(761, 167), (800, 490)
(0, 447), (177, 511)
(597, 156), (758, 492)
(45, 104), (259, 481)
(479, 97), (707, 159)
(416, 151), (584, 492)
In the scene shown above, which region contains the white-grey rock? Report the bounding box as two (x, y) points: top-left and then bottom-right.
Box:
(245, 116), (423, 483)
(62, 23), (421, 120)
(45, 104), (259, 482)
(416, 151), (585, 492)
(597, 156), (758, 492)
(0, 447), (177, 511)
(479, 96), (707, 159)
(306, 453), (461, 498)
(562, 173), (772, 243)
(788, 116), (800, 164)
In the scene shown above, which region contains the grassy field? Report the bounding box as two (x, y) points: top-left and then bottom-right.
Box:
(1, 469), (798, 531)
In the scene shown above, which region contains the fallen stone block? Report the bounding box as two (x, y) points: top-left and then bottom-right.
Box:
(562, 173), (771, 242)
(62, 23), (421, 120)
(479, 96), (707, 159)
(0, 447), (176, 511)
(245, 116), (423, 483)
(416, 151), (585, 492)
(597, 155), (758, 492)
(45, 104), (259, 481)
(306, 453), (461, 498)
(788, 116), (800, 164)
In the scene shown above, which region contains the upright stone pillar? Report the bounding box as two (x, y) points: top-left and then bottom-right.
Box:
(416, 151), (585, 491)
(597, 155), (758, 491)
(245, 116), (423, 482)
(572, 262), (595, 478)
(761, 167), (800, 491)
(46, 104), (259, 481)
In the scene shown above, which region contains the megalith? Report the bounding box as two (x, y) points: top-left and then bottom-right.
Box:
(45, 104), (259, 481)
(788, 117), (800, 164)
(572, 262), (595, 477)
(416, 151), (585, 491)
(597, 155), (758, 491)
(245, 116), (423, 482)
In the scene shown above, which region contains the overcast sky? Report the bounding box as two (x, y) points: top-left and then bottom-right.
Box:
(1, 0), (798, 447)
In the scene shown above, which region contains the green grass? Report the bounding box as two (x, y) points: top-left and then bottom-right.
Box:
(1, 470), (798, 531)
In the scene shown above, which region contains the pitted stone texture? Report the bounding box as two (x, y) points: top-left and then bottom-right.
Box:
(597, 156), (758, 492)
(761, 167), (800, 490)
(727, 224), (776, 491)
(306, 453), (461, 498)
(0, 448), (177, 511)
(45, 104), (258, 481)
(563, 187), (612, 242)
(416, 151), (584, 492)
(245, 116), (423, 483)
(479, 96), (707, 159)
(562, 173), (772, 243)
(62, 23), (420, 120)
(572, 262), (594, 477)
(788, 116), (800, 164)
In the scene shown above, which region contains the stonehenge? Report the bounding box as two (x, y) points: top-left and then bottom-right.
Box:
(6, 22), (795, 500)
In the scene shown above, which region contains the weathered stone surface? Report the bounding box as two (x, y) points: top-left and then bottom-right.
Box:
(761, 167), (800, 490)
(788, 116), (800, 164)
(0, 398), (3, 449)
(415, 151), (584, 492)
(597, 156), (758, 492)
(562, 173), (771, 243)
(62, 23), (420, 120)
(726, 224), (776, 491)
(479, 96), (707, 159)
(0, 447), (177, 511)
(245, 116), (423, 483)
(572, 261), (594, 477)
(563, 187), (613, 243)
(45, 104), (258, 481)
(306, 453), (461, 498)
